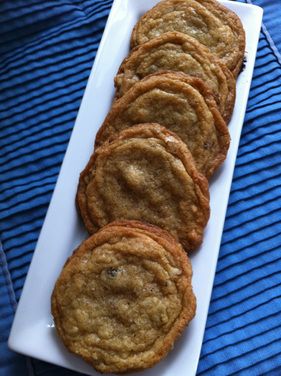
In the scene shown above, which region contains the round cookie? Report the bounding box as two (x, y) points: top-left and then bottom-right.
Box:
(51, 220), (196, 374)
(130, 0), (245, 77)
(115, 31), (236, 122)
(96, 72), (230, 178)
(78, 124), (210, 251)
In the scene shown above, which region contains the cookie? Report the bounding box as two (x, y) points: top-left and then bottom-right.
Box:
(77, 124), (210, 251)
(130, 0), (245, 77)
(51, 220), (196, 373)
(96, 72), (230, 178)
(115, 31), (236, 122)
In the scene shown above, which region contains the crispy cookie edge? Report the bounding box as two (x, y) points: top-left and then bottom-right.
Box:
(130, 0), (245, 76)
(115, 31), (235, 122)
(137, 71), (231, 177)
(51, 221), (196, 373)
(79, 124), (210, 251)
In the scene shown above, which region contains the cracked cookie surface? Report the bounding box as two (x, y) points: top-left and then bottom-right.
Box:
(51, 220), (196, 373)
(96, 73), (230, 178)
(130, 0), (245, 77)
(115, 31), (235, 122)
(78, 124), (210, 251)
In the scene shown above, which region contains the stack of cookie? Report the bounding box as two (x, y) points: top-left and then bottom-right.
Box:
(51, 0), (245, 373)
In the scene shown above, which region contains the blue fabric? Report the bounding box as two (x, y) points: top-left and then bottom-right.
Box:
(0, 0), (281, 375)
(253, 0), (281, 53)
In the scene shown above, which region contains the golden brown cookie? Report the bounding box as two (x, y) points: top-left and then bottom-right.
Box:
(96, 72), (230, 178)
(130, 0), (245, 77)
(77, 124), (210, 251)
(115, 31), (236, 122)
(51, 220), (196, 373)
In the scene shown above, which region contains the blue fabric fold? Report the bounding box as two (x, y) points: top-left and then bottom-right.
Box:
(1, 1), (281, 375)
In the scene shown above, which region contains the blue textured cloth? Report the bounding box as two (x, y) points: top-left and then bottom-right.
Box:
(1, 1), (281, 375)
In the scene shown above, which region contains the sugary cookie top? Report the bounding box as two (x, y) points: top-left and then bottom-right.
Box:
(131, 0), (245, 76)
(78, 124), (209, 251)
(97, 73), (230, 178)
(52, 221), (196, 373)
(115, 32), (235, 121)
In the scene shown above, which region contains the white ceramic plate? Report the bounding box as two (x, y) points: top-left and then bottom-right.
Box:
(9, 1), (263, 375)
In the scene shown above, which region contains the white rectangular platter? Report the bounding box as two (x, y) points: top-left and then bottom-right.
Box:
(9, 1), (263, 375)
